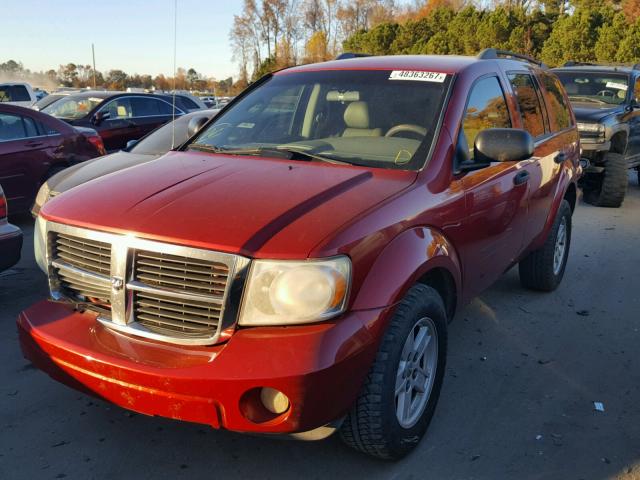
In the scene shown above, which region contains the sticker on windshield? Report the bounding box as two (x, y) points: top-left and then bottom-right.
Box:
(605, 81), (627, 91)
(237, 122), (255, 128)
(389, 70), (447, 83)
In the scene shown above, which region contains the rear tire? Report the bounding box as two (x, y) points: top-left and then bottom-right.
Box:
(583, 152), (627, 208)
(340, 284), (447, 460)
(519, 199), (572, 292)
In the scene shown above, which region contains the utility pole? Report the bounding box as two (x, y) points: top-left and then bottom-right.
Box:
(92, 43), (97, 89)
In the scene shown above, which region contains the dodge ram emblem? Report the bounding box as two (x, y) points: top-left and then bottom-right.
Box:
(111, 276), (124, 291)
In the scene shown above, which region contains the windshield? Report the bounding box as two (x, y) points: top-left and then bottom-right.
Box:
(43, 95), (104, 120)
(131, 113), (212, 155)
(190, 69), (451, 170)
(555, 71), (629, 106)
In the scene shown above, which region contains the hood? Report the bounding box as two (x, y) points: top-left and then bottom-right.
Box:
(49, 151), (159, 195)
(571, 104), (623, 123)
(41, 151), (415, 258)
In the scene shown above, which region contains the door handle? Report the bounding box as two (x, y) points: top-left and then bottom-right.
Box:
(25, 141), (44, 148)
(513, 170), (530, 185)
(554, 152), (566, 164)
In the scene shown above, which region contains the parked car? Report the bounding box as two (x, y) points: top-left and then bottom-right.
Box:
(22, 50), (580, 460)
(32, 109), (218, 216)
(41, 92), (186, 152)
(0, 82), (37, 107)
(554, 62), (640, 207)
(0, 183), (22, 272)
(0, 104), (105, 214)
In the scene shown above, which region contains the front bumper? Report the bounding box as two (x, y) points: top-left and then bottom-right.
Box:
(580, 139), (611, 153)
(0, 222), (23, 272)
(18, 300), (389, 434)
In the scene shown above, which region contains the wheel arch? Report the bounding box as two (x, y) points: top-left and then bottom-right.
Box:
(351, 226), (462, 321)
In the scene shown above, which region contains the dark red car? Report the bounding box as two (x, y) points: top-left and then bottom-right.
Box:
(41, 92), (188, 151)
(21, 50), (581, 459)
(0, 183), (22, 272)
(0, 104), (105, 214)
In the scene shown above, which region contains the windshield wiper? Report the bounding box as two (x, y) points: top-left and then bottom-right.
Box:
(188, 143), (225, 153)
(189, 144), (353, 165)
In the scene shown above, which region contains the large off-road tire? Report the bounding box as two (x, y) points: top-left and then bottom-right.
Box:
(519, 199), (572, 292)
(340, 284), (447, 460)
(583, 152), (628, 208)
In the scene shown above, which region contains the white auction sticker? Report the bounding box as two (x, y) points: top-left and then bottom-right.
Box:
(389, 70), (447, 82)
(605, 81), (627, 91)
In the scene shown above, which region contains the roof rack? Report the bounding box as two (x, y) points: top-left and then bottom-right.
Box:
(335, 52), (372, 60)
(477, 48), (546, 68)
(563, 60), (640, 70)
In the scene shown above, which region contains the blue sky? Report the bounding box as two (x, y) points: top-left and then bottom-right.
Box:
(2, 0), (240, 80)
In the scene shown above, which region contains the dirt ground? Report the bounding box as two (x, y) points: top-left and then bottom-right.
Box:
(1, 174), (639, 480)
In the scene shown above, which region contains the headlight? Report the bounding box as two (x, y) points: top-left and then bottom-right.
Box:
(238, 256), (351, 326)
(33, 181), (51, 214)
(576, 122), (605, 134)
(34, 215), (47, 273)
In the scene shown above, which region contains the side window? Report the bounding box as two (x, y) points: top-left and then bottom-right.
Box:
(102, 98), (133, 119)
(22, 116), (39, 137)
(130, 97), (174, 117)
(540, 73), (572, 131)
(11, 85), (31, 102)
(633, 78), (640, 104)
(0, 113), (27, 141)
(38, 121), (59, 135)
(462, 76), (511, 155)
(508, 73), (546, 137)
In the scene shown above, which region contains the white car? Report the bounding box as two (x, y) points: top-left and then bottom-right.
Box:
(0, 82), (37, 107)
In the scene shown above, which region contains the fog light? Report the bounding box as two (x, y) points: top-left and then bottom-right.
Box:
(260, 387), (289, 415)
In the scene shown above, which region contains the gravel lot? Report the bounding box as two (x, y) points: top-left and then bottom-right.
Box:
(1, 174), (639, 480)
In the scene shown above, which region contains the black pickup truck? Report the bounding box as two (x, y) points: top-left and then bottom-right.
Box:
(554, 63), (640, 207)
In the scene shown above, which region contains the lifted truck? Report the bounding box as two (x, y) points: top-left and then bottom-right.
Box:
(554, 62), (640, 207)
(21, 50), (580, 460)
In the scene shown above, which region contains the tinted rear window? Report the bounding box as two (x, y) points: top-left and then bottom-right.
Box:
(541, 73), (573, 131)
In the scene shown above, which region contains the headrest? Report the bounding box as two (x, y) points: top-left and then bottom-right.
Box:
(344, 101), (370, 129)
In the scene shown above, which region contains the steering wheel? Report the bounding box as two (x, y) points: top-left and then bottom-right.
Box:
(596, 90), (615, 98)
(385, 124), (427, 138)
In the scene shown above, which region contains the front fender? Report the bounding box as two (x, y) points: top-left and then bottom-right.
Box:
(352, 227), (462, 313)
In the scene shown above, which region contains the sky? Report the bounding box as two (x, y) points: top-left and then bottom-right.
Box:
(1, 0), (240, 80)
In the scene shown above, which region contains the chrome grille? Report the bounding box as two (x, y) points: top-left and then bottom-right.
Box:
(51, 233), (112, 308)
(132, 250), (228, 337)
(45, 222), (249, 345)
(135, 250), (229, 296)
(134, 290), (223, 337)
(54, 233), (111, 275)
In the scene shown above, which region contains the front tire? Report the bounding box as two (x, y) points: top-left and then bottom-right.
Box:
(583, 152), (627, 208)
(340, 284), (447, 460)
(519, 199), (572, 292)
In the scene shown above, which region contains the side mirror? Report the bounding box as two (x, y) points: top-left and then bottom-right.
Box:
(476, 128), (533, 162)
(187, 116), (210, 137)
(91, 111), (110, 125)
(125, 139), (138, 151)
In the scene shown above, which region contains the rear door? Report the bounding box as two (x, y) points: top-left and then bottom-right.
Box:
(459, 75), (530, 297)
(129, 97), (178, 138)
(524, 71), (578, 244)
(626, 76), (640, 165)
(0, 112), (50, 212)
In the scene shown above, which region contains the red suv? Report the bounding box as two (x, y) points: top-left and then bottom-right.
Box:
(20, 50), (580, 459)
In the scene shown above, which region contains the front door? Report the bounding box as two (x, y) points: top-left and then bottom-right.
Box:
(458, 76), (530, 298)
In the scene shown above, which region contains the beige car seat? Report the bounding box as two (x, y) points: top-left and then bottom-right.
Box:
(342, 101), (382, 137)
